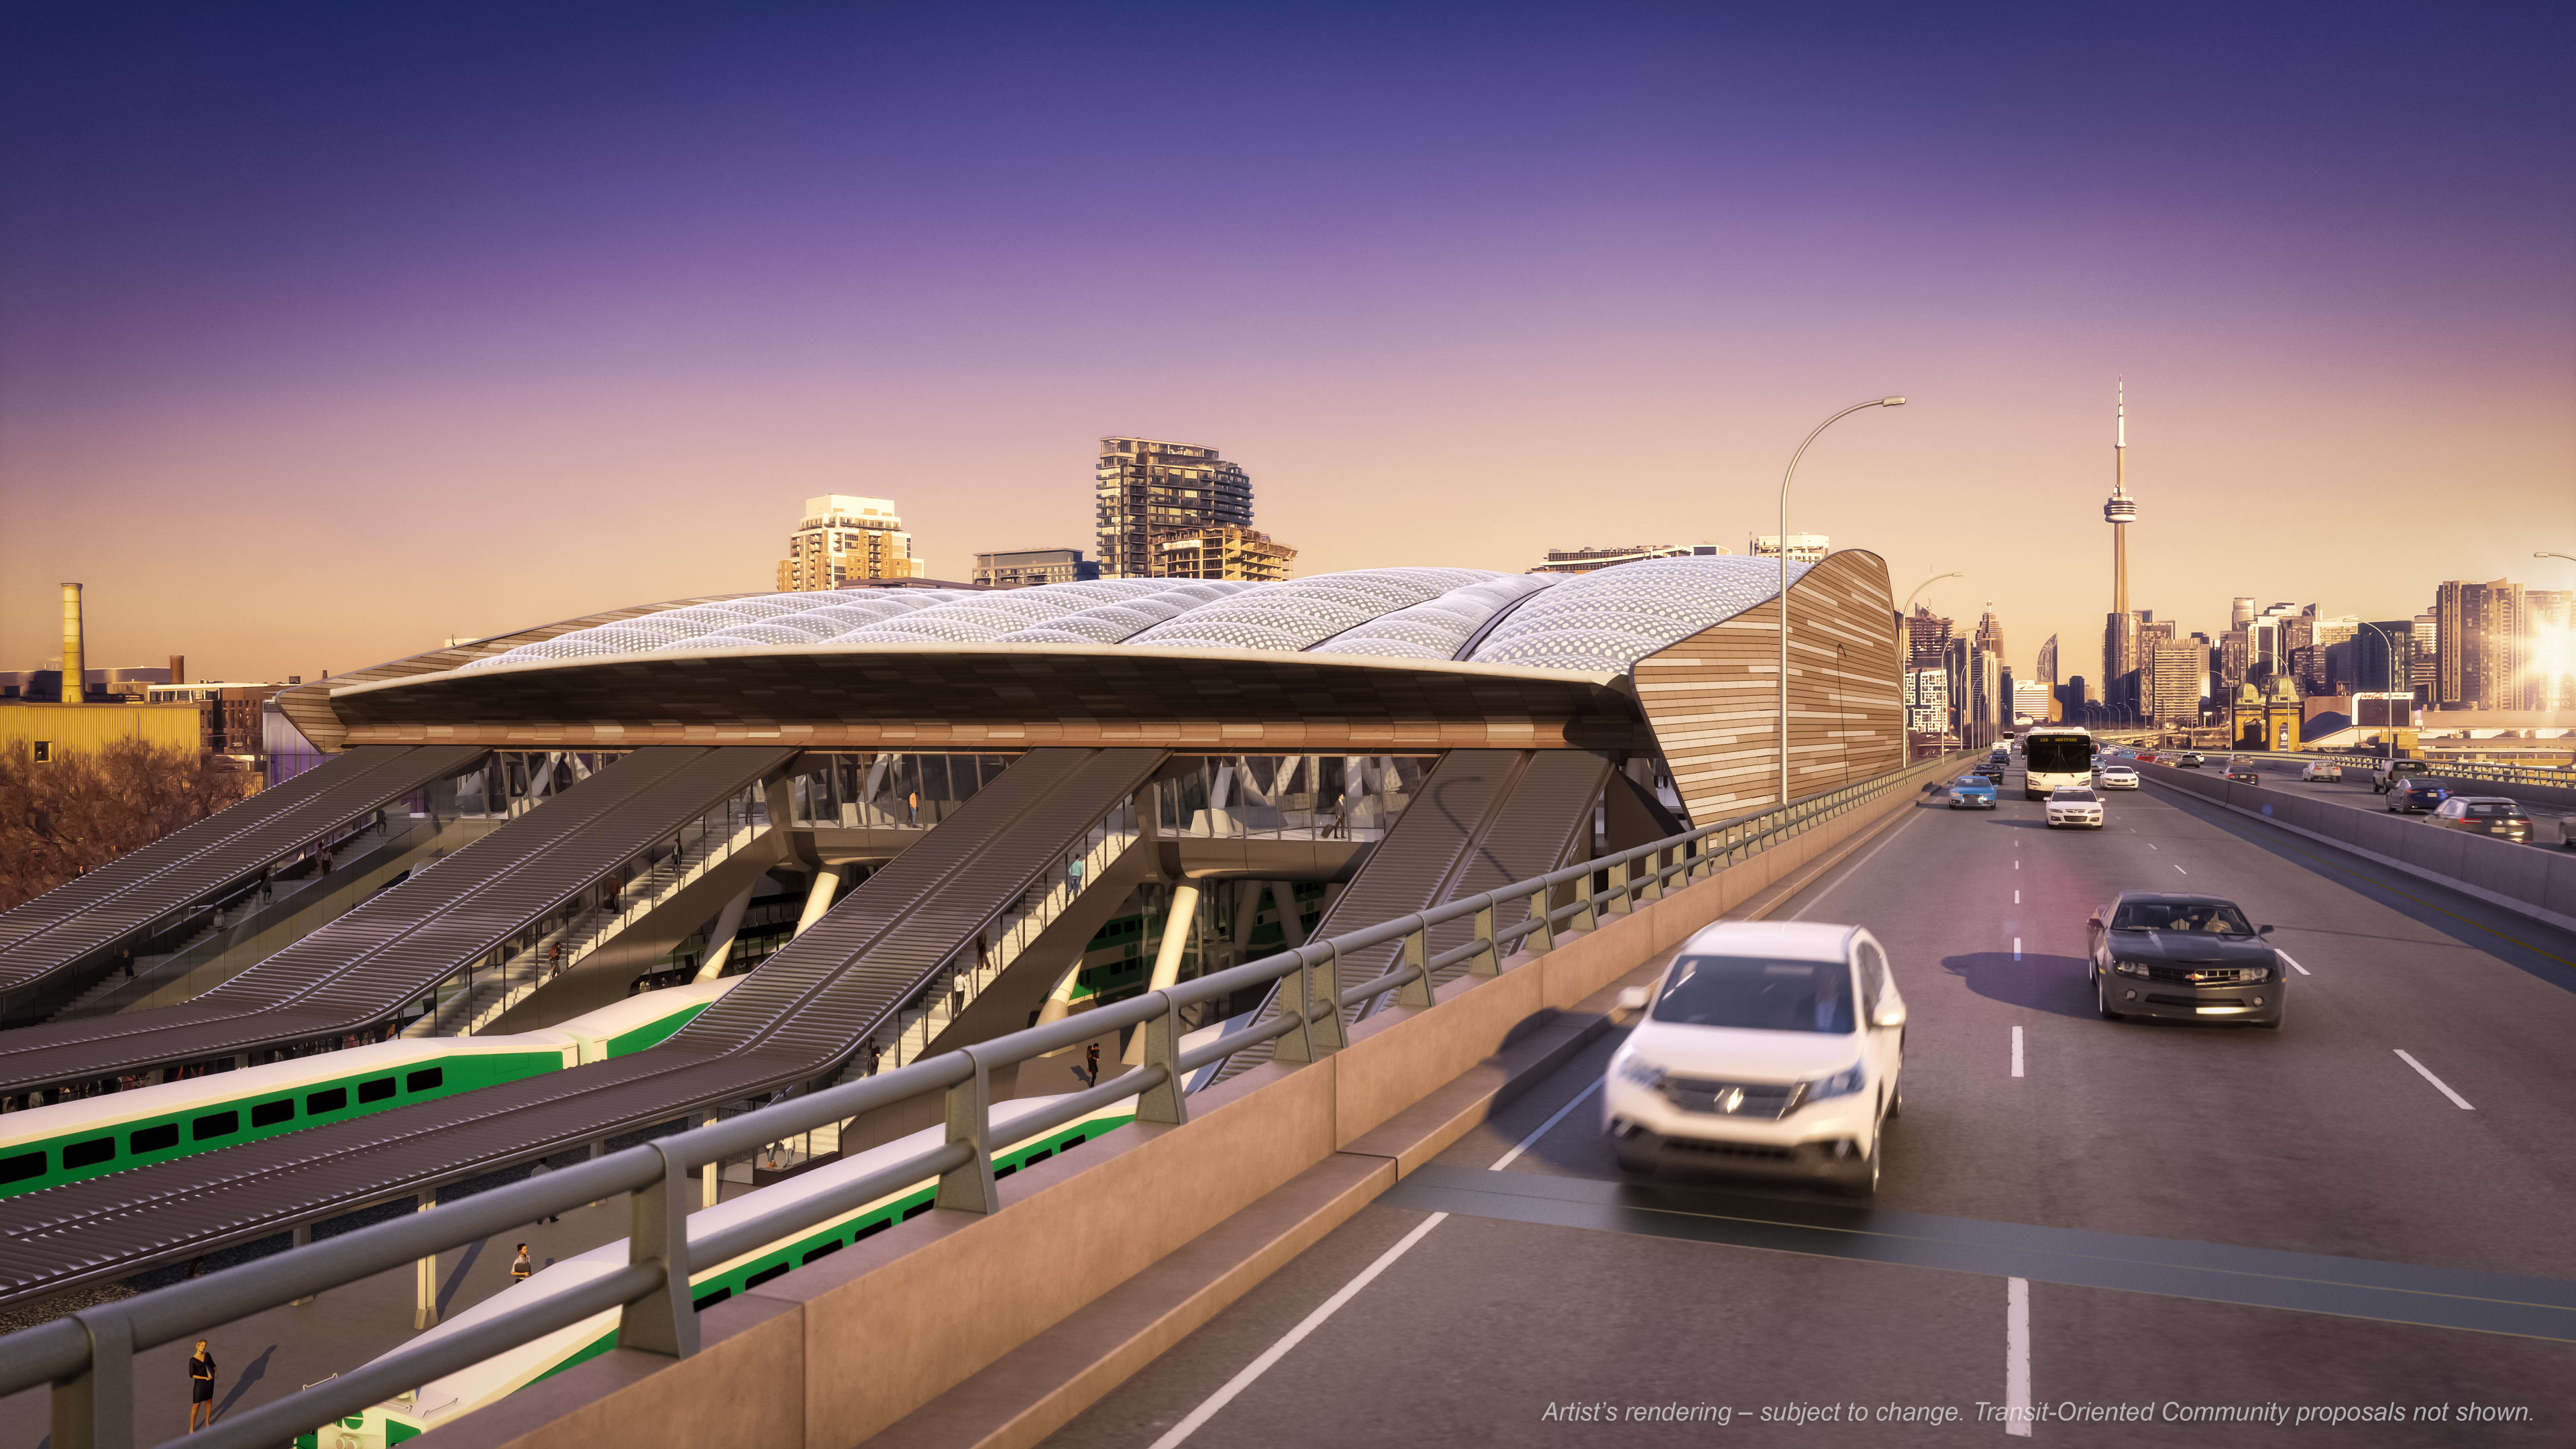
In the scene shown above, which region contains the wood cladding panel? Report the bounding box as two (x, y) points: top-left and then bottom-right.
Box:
(1635, 550), (1903, 824)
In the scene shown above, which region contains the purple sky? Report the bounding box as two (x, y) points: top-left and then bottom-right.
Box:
(3, 2), (2571, 685)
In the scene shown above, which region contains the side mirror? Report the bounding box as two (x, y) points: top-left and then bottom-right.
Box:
(1617, 987), (1649, 1014)
(2257, 924), (2275, 936)
(1871, 1001), (1908, 1030)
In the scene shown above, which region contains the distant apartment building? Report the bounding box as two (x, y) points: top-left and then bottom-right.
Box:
(1150, 525), (1296, 584)
(1096, 438), (1253, 579)
(2231, 596), (2257, 632)
(2435, 579), (2524, 709)
(2218, 630), (2251, 694)
(776, 496), (926, 591)
(1905, 667), (1951, 735)
(2527, 590), (2573, 710)
(971, 548), (1099, 589)
(2011, 678), (2052, 723)
(1748, 533), (1831, 564)
(1973, 606), (2006, 664)
(1532, 543), (1732, 574)
(1902, 606), (1953, 673)
(146, 682), (284, 757)
(2146, 643), (2205, 725)
(2409, 612), (2438, 704)
(2034, 635), (2057, 688)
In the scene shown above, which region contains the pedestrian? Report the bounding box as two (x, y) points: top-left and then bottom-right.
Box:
(186, 1340), (217, 1432)
(547, 941), (563, 977)
(867, 1042), (881, 1076)
(510, 1243), (533, 1284)
(1081, 1040), (1100, 1087)
(120, 947), (133, 980)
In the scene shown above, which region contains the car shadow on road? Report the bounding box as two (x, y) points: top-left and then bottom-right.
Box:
(1942, 951), (2095, 1018)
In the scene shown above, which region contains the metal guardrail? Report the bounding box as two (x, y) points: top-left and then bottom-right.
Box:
(2160, 748), (2575, 790)
(1, 751), (1964, 1449)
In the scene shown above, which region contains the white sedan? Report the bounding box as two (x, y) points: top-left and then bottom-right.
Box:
(2300, 762), (2345, 782)
(2047, 786), (2106, 828)
(2098, 765), (2141, 790)
(1605, 920), (1905, 1195)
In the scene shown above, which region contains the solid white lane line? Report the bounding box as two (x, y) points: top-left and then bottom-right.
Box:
(2013, 890), (2020, 904)
(2279, 951), (2310, 976)
(1489, 1079), (1602, 1171)
(2006, 1277), (2033, 1437)
(2012, 938), (2021, 960)
(2011, 1025), (2025, 1077)
(1148, 1212), (1450, 1448)
(2147, 842), (2159, 850)
(1154, 1071), (1611, 1445)
(2173, 865), (2188, 875)
(1789, 810), (1922, 918)
(2395, 1050), (2475, 1111)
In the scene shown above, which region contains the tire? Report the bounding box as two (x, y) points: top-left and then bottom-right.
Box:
(2097, 975), (2123, 1020)
(1844, 1144), (1882, 1198)
(1886, 1069), (1903, 1120)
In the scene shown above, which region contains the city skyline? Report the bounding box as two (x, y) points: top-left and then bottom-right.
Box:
(1, 4), (2569, 683)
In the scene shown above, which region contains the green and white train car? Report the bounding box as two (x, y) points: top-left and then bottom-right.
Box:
(0, 981), (732, 1199)
(305, 1091), (1137, 1448)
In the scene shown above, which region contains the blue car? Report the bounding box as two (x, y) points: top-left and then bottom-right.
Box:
(1949, 773), (1998, 809)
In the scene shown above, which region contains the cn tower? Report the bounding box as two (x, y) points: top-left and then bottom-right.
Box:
(2101, 382), (2139, 706)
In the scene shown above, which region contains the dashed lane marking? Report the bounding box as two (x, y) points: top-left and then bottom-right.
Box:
(2006, 1277), (2033, 1438)
(2394, 1050), (2474, 1111)
(2279, 951), (2310, 976)
(2011, 1025), (2025, 1078)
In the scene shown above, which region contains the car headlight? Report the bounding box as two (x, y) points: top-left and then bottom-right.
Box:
(1803, 1062), (1867, 1102)
(2112, 959), (2151, 977)
(1613, 1053), (1664, 1089)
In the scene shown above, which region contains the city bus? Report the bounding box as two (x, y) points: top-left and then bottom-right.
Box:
(2022, 724), (2097, 799)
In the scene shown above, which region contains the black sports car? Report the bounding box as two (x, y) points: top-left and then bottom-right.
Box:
(2086, 891), (2285, 1028)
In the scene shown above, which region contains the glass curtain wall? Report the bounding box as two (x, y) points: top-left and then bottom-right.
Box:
(787, 753), (1017, 828)
(1156, 754), (1432, 840)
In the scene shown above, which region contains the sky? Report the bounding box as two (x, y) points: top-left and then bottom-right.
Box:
(3, 1), (2571, 686)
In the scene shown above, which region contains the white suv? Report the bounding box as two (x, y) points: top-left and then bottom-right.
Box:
(1604, 922), (1906, 1195)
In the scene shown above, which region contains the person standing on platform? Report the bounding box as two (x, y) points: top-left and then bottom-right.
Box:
(511, 1243), (534, 1283)
(186, 1340), (217, 1432)
(1080, 1040), (1100, 1087)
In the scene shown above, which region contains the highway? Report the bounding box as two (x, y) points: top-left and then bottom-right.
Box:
(1046, 769), (2576, 1446)
(2185, 753), (2576, 848)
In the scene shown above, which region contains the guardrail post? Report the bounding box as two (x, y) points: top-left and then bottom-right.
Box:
(1639, 849), (1666, 902)
(1575, 870), (1601, 932)
(936, 1046), (998, 1212)
(1524, 886), (1556, 955)
(619, 1142), (699, 1358)
(1136, 994), (1189, 1125)
(53, 1307), (131, 1449)
(1397, 924), (1437, 1008)
(1273, 945), (1344, 1063)
(1467, 896), (1499, 976)
(1605, 857), (1631, 914)
(290, 1222), (316, 1305)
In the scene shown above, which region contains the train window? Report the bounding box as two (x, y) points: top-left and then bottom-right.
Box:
(358, 1077), (396, 1104)
(801, 1240), (844, 1265)
(692, 1287), (732, 1311)
(130, 1124), (180, 1153)
(193, 1111), (239, 1141)
(63, 1138), (115, 1169)
(994, 1163), (1016, 1179)
(406, 1068), (443, 1093)
(307, 1087), (348, 1114)
(900, 1201), (931, 1221)
(745, 1263), (789, 1289)
(0, 1152), (40, 1184)
(1024, 1147), (1053, 1165)
(1063, 1134), (1085, 1148)
(252, 1099), (294, 1128)
(853, 1220), (889, 1241)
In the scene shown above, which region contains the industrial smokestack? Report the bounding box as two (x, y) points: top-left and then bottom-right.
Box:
(60, 584), (83, 706)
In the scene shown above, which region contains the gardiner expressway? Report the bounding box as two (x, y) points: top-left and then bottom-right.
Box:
(1044, 767), (2576, 1447)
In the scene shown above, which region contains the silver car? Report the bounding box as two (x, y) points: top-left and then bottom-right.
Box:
(2047, 786), (2105, 828)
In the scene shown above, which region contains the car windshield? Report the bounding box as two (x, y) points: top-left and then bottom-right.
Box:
(2404, 782), (2444, 793)
(2465, 802), (2521, 818)
(1651, 955), (1854, 1034)
(2110, 901), (2257, 934)
(2026, 735), (2094, 773)
(1955, 776), (1986, 787)
(2053, 789), (2097, 802)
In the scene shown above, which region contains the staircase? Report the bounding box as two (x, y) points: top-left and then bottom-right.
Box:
(405, 813), (765, 1038)
(795, 821), (1140, 1161)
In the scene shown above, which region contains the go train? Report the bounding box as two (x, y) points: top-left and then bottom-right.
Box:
(0, 981), (731, 1200)
(303, 1089), (1138, 1448)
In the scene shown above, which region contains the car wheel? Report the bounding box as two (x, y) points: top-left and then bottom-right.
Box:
(1886, 1071), (1903, 1120)
(2096, 975), (2123, 1020)
(1846, 1144), (1882, 1197)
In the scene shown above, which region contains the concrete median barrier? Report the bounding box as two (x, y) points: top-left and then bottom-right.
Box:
(2142, 764), (2576, 934)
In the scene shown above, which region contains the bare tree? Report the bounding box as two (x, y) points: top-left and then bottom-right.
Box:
(0, 741), (254, 911)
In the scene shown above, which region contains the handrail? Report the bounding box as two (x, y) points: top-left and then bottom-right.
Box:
(0, 749), (1965, 1449)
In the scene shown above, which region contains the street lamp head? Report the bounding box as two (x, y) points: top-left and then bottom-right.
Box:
(1881, 396), (1907, 407)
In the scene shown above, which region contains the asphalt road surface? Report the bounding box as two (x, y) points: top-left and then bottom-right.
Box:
(1046, 773), (2576, 1447)
(2186, 755), (2575, 849)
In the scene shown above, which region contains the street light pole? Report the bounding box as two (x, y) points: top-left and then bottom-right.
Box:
(1776, 396), (1907, 806)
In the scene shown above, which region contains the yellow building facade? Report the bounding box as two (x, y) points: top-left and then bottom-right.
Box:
(0, 703), (203, 763)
